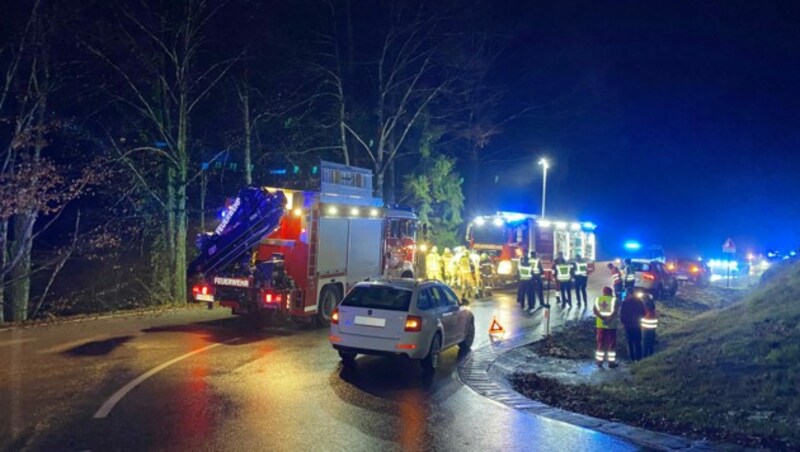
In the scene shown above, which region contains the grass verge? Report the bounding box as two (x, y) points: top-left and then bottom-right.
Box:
(511, 265), (800, 449)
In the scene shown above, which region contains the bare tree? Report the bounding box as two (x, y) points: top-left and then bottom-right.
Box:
(314, 2), (451, 199)
(84, 0), (237, 304)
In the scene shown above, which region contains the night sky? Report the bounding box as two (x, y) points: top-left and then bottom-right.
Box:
(480, 0), (800, 259)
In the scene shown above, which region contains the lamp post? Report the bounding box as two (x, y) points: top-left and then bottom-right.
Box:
(538, 158), (549, 218)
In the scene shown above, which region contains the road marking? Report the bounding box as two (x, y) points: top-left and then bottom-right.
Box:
(93, 337), (240, 419)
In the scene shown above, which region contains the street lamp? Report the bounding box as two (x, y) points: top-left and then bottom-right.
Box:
(538, 158), (549, 218)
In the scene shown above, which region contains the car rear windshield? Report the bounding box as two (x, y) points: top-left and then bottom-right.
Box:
(631, 262), (651, 272)
(341, 285), (413, 312)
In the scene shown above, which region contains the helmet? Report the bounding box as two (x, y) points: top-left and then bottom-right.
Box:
(480, 253), (489, 261)
(443, 247), (452, 255)
(431, 246), (438, 254)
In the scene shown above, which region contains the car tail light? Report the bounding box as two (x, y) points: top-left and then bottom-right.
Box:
(642, 272), (655, 281)
(331, 308), (339, 325)
(404, 315), (422, 332)
(396, 344), (417, 350)
(690, 266), (699, 273)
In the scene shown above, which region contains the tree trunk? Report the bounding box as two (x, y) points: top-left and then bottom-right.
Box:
(174, 94), (189, 304)
(0, 219), (7, 323)
(9, 213), (35, 321)
(242, 87), (252, 185)
(165, 167), (177, 300)
(467, 144), (479, 215)
(384, 159), (396, 205)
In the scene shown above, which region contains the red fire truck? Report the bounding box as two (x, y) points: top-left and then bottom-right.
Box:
(465, 212), (597, 284)
(188, 161), (419, 325)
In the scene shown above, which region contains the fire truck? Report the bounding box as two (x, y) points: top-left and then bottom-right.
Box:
(188, 161), (419, 325)
(465, 212), (597, 284)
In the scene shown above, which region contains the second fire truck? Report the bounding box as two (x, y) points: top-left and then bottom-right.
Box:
(466, 212), (597, 284)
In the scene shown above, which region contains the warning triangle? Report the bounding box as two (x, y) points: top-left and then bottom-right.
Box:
(489, 317), (505, 335)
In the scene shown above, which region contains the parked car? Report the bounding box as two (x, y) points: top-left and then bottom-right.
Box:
(668, 259), (711, 286)
(630, 259), (678, 299)
(329, 278), (475, 375)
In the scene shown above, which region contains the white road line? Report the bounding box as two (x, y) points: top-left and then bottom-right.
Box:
(93, 337), (240, 419)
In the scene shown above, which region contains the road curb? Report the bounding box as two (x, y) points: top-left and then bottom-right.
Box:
(457, 329), (718, 451)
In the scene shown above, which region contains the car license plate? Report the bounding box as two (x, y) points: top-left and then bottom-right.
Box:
(195, 294), (214, 302)
(355, 316), (386, 327)
(677, 275), (688, 281)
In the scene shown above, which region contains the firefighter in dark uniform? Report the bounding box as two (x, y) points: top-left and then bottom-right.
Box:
(623, 258), (636, 296)
(573, 253), (589, 308)
(529, 251), (549, 309)
(554, 251), (573, 308)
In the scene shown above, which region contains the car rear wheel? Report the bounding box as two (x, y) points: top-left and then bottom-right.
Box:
(338, 350), (357, 366)
(316, 285), (341, 326)
(421, 333), (442, 374)
(459, 319), (475, 352)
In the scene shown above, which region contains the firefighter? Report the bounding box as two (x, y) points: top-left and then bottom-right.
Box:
(517, 253), (533, 310)
(607, 262), (624, 300)
(529, 251), (549, 309)
(479, 253), (494, 290)
(425, 246), (442, 281)
(470, 250), (482, 295)
(554, 251), (573, 308)
(641, 295), (658, 358)
(573, 254), (589, 308)
(442, 248), (455, 285)
(623, 258), (636, 295)
(457, 249), (474, 297)
(593, 287), (619, 368)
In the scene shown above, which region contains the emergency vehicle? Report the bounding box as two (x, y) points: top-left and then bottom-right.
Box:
(188, 161), (419, 325)
(465, 212), (597, 284)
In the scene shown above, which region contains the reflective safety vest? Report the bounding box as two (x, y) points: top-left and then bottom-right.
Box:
(595, 296), (618, 329)
(641, 313), (658, 330)
(574, 262), (588, 276)
(518, 263), (532, 280)
(556, 264), (571, 282)
(625, 267), (636, 282)
(531, 259), (541, 275)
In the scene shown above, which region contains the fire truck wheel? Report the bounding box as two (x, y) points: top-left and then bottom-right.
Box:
(316, 285), (341, 326)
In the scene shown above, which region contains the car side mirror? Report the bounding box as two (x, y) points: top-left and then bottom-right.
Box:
(460, 297), (470, 306)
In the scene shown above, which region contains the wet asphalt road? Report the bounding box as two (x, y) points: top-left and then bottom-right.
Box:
(0, 270), (637, 451)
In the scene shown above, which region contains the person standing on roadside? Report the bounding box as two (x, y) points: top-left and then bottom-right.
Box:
(517, 253), (533, 310)
(529, 251), (549, 309)
(554, 251), (573, 308)
(593, 287), (619, 368)
(607, 262), (624, 300)
(620, 291), (645, 361)
(641, 295), (658, 358)
(623, 258), (636, 296)
(573, 254), (589, 308)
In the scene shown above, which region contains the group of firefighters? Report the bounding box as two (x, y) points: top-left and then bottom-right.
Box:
(425, 246), (660, 367)
(424, 246), (494, 297)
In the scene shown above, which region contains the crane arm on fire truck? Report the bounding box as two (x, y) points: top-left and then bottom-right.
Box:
(187, 187), (287, 278)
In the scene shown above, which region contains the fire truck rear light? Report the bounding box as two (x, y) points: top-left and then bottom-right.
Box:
(192, 285), (210, 295)
(331, 309), (339, 325)
(404, 315), (422, 332)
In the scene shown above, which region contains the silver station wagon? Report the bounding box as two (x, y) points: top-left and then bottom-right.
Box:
(329, 278), (476, 374)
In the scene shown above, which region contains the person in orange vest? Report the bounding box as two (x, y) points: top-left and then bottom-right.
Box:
(593, 287), (619, 368)
(641, 295), (658, 358)
(607, 262), (624, 300)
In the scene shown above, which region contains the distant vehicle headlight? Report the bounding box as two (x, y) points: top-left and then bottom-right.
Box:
(497, 260), (513, 275)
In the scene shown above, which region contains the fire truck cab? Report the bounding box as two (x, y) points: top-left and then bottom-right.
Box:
(189, 161), (418, 326)
(466, 212), (597, 284)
